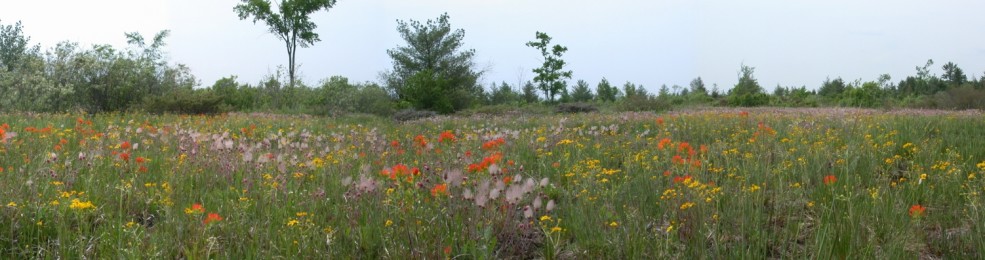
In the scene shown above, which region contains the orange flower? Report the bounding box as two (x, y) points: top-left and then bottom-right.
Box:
(909, 204), (926, 217)
(438, 130), (456, 143)
(431, 183), (448, 197)
(658, 138), (671, 150)
(185, 203), (205, 214)
(503, 176), (512, 185)
(414, 134), (428, 148)
(391, 140), (400, 148)
(136, 157), (146, 164)
(120, 141), (131, 150)
(119, 152), (130, 161)
(673, 175), (691, 183)
(656, 117), (664, 125)
(671, 155), (684, 165)
(204, 212), (223, 224)
(823, 175), (837, 185)
(482, 138), (506, 150)
(443, 246), (452, 255)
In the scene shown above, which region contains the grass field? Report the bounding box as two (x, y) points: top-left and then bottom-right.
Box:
(2, 108), (984, 259)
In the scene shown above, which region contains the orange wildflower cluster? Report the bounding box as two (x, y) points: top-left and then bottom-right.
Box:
(823, 175), (837, 185)
(430, 183), (448, 197)
(438, 130), (456, 143)
(414, 134), (428, 148)
(0, 123), (7, 143)
(204, 213), (223, 224)
(467, 152), (504, 173)
(481, 138), (506, 150)
(663, 140), (702, 168)
(658, 138), (672, 150)
(23, 126), (53, 134)
(381, 163), (420, 182)
(186, 203), (223, 224)
(673, 175), (692, 183)
(909, 204), (926, 217)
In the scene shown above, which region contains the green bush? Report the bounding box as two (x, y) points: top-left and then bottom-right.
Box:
(555, 102), (599, 113)
(143, 88), (228, 114)
(727, 93), (770, 107)
(615, 95), (670, 112)
(934, 87), (985, 110)
(392, 109), (437, 122)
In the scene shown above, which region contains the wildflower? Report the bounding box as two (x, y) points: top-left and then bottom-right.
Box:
(550, 226), (563, 233)
(136, 157), (147, 164)
(438, 130), (456, 143)
(69, 199), (95, 210)
(431, 183), (448, 197)
(204, 213), (223, 224)
(119, 152), (130, 161)
(609, 221), (618, 228)
(185, 203), (205, 214)
(385, 219), (393, 227)
(680, 202), (695, 210)
(909, 204), (926, 217)
(414, 134), (428, 148)
(6, 201), (15, 207)
(540, 215), (552, 222)
(444, 246), (452, 255)
(658, 138), (671, 150)
(823, 175), (837, 185)
(120, 141), (131, 150)
(482, 138), (506, 150)
(287, 219), (299, 226)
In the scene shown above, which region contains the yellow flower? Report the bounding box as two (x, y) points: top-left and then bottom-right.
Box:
(385, 219), (394, 227)
(807, 201), (815, 208)
(287, 219), (300, 226)
(6, 202), (16, 207)
(609, 221), (618, 228)
(69, 199), (95, 210)
(296, 212), (309, 218)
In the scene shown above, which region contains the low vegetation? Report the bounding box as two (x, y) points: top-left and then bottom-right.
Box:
(1, 109), (984, 258)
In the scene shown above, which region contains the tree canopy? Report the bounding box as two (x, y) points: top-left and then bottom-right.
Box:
(234, 0), (337, 88)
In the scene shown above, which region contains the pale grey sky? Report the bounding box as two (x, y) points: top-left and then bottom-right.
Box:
(2, 0), (984, 93)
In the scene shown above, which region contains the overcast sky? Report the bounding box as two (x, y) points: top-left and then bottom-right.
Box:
(3, 0), (985, 93)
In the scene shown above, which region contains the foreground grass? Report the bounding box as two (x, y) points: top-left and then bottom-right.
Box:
(1, 108), (984, 258)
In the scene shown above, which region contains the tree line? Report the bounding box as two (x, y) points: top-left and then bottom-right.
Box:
(2, 4), (985, 115)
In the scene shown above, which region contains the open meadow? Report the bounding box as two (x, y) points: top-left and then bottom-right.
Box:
(2, 108), (985, 258)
